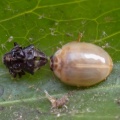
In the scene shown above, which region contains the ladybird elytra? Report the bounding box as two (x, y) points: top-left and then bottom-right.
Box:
(50, 41), (113, 87)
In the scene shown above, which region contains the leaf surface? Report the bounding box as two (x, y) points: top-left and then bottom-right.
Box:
(0, 0), (120, 119)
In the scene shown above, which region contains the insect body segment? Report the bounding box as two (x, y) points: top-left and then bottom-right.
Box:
(3, 43), (48, 78)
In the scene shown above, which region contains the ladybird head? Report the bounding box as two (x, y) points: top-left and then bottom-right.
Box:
(50, 54), (62, 80)
(50, 49), (62, 71)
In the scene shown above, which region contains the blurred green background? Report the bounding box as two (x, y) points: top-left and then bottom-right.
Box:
(0, 0), (120, 119)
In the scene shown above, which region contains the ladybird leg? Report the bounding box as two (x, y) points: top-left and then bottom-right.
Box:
(18, 72), (22, 78)
(18, 70), (25, 78)
(13, 73), (17, 78)
(21, 70), (25, 75)
(9, 69), (17, 78)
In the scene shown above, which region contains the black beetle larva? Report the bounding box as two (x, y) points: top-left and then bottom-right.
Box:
(3, 42), (48, 78)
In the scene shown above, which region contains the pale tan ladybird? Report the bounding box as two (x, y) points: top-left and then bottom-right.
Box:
(50, 40), (113, 87)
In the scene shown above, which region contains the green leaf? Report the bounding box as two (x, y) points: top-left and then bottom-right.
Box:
(0, 0), (120, 119)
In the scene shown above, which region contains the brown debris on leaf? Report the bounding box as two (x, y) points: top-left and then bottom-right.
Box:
(44, 90), (69, 109)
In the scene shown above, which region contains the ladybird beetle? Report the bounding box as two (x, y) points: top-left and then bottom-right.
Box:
(50, 38), (113, 87)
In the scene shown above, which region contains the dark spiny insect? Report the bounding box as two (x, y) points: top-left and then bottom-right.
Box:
(3, 42), (48, 78)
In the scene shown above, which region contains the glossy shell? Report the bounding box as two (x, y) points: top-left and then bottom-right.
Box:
(50, 41), (113, 87)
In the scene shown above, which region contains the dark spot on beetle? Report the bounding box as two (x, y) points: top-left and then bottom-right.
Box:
(3, 42), (48, 78)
